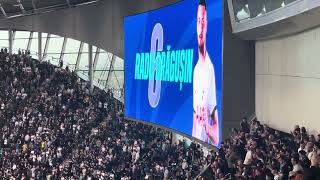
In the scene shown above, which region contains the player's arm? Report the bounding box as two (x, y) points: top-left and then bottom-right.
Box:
(206, 106), (219, 145)
(192, 109), (197, 136)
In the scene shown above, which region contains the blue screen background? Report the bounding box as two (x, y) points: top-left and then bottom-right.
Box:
(124, 0), (222, 147)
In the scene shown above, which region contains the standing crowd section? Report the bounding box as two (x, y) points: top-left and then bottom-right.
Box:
(0, 48), (206, 179)
(0, 48), (319, 179)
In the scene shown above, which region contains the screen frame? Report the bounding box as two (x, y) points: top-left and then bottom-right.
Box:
(123, 0), (225, 148)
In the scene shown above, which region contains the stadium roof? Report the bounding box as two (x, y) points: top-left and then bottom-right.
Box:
(0, 0), (99, 18)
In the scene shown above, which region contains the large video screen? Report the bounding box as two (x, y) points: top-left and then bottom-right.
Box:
(124, 0), (222, 147)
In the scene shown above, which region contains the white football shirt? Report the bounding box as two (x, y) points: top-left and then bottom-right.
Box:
(193, 53), (217, 143)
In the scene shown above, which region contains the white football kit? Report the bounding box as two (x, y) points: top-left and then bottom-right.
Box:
(193, 53), (217, 143)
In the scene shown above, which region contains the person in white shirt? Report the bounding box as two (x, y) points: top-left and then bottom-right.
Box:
(243, 149), (253, 165)
(291, 156), (303, 173)
(192, 0), (219, 145)
(181, 159), (188, 170)
(24, 134), (30, 142)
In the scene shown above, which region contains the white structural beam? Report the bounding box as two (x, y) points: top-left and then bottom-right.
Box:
(38, 32), (42, 60)
(75, 42), (84, 70)
(106, 54), (116, 86)
(88, 44), (94, 92)
(93, 48), (100, 70)
(60, 37), (67, 60)
(0, 4), (7, 17)
(43, 34), (50, 60)
(8, 29), (13, 54)
(27, 31), (33, 51)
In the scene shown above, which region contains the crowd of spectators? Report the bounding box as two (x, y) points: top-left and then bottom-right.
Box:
(0, 48), (208, 179)
(198, 118), (320, 180)
(0, 48), (320, 180)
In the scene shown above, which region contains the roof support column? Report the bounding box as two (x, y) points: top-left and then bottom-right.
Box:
(43, 34), (50, 61)
(27, 32), (33, 51)
(75, 42), (83, 71)
(106, 54), (115, 87)
(60, 37), (67, 62)
(8, 29), (13, 55)
(38, 32), (42, 61)
(88, 44), (94, 93)
(93, 48), (100, 70)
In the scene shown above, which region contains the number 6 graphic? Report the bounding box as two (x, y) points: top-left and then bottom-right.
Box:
(148, 23), (163, 108)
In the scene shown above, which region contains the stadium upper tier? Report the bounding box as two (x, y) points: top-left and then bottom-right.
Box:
(227, 0), (320, 40)
(0, 30), (124, 101)
(231, 0), (297, 22)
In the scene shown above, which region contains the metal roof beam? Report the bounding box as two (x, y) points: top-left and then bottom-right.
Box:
(0, 4), (7, 17)
(106, 54), (115, 87)
(93, 48), (100, 70)
(75, 42), (84, 71)
(66, 0), (71, 7)
(16, 0), (26, 13)
(31, 0), (37, 11)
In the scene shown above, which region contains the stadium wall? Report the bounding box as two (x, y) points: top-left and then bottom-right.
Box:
(222, 1), (255, 140)
(256, 27), (320, 135)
